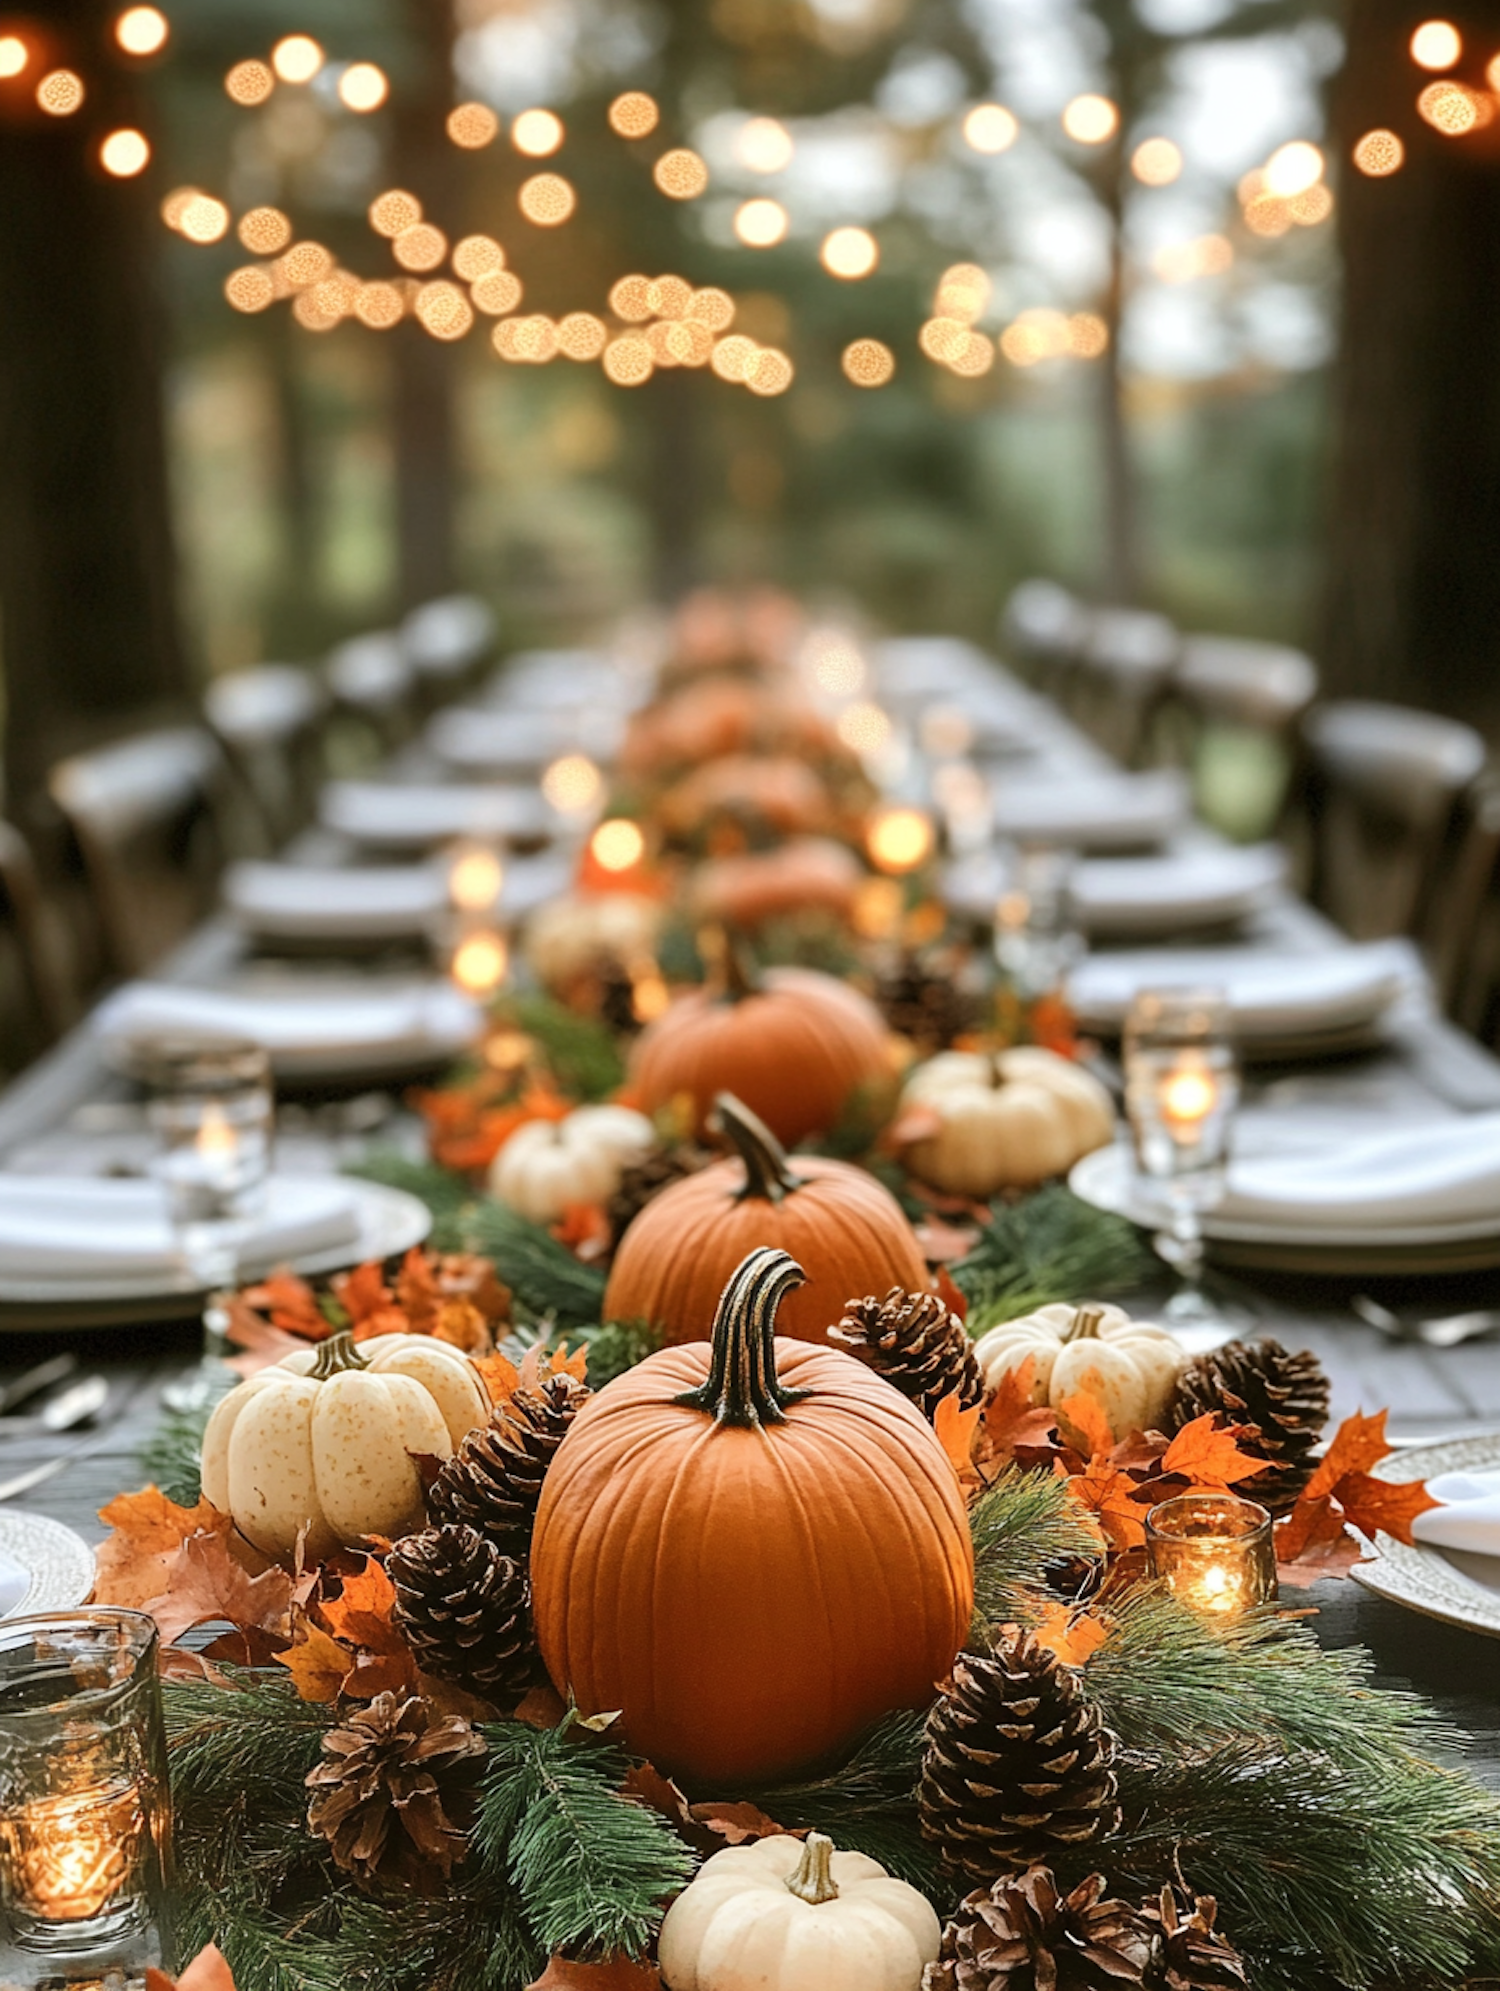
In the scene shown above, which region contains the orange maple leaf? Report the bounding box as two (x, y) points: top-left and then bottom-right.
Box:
(319, 1556), (400, 1650)
(146, 1944), (238, 1991)
(551, 1201), (612, 1260)
(94, 1488), (233, 1612)
(935, 1265), (970, 1322)
(276, 1623), (358, 1704)
(333, 1261), (395, 1327)
(978, 1358), (1063, 1474)
(1066, 1459), (1146, 1553)
(1332, 1471), (1439, 1547)
(474, 1352), (521, 1407)
(1056, 1387), (1115, 1463)
(1158, 1414), (1269, 1491)
(143, 1533), (294, 1646)
(933, 1390), (983, 1489)
(1031, 1601), (1110, 1668)
(241, 1268), (328, 1341)
(1301, 1409), (1392, 1505)
(517, 1342), (589, 1391)
(526, 1959), (662, 1990)
(686, 1800), (795, 1845)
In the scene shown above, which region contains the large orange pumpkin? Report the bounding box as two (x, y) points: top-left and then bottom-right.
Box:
(627, 955), (894, 1147)
(531, 1247), (974, 1787)
(604, 1093), (929, 1345)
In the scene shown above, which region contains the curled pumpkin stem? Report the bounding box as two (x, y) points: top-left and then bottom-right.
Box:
(712, 1092), (799, 1205)
(1065, 1306), (1106, 1344)
(674, 1246), (812, 1429)
(309, 1330), (370, 1380)
(784, 1833), (840, 1905)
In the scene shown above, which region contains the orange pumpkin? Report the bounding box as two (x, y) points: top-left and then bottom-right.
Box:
(658, 756), (836, 842)
(531, 1247), (974, 1786)
(604, 1092), (931, 1345)
(628, 953), (894, 1147)
(691, 837), (863, 930)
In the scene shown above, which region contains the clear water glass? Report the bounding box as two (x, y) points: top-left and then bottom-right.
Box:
(994, 845), (1084, 1000)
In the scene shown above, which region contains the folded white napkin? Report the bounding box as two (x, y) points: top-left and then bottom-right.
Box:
(0, 1548), (28, 1617)
(320, 781), (551, 849)
(485, 650), (634, 711)
(224, 863), (449, 940)
(1070, 846), (1287, 934)
(991, 770), (1189, 850)
(1413, 1469), (1500, 1558)
(0, 1176), (360, 1283)
(1068, 941), (1413, 1037)
(94, 981), (481, 1072)
(1219, 1114), (1500, 1230)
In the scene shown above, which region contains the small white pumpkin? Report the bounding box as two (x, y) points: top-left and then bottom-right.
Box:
(658, 1833), (939, 1991)
(524, 890), (663, 993)
(973, 1300), (1184, 1445)
(202, 1330), (490, 1563)
(488, 1103), (657, 1225)
(897, 1047), (1115, 1198)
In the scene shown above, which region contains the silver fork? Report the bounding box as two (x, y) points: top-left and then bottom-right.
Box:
(1352, 1293), (1500, 1349)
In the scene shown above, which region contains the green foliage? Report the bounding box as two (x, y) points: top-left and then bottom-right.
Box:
(138, 1402), (211, 1506)
(952, 1184), (1155, 1328)
(343, 1153), (472, 1249)
(556, 1316), (663, 1389)
(493, 993), (627, 1103)
(968, 1469), (1101, 1630)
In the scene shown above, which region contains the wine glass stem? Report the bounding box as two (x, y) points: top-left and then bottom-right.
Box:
(1168, 1197), (1204, 1288)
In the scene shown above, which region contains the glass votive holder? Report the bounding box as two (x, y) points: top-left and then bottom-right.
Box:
(142, 1035), (273, 1262)
(0, 1611), (174, 1972)
(1145, 1493), (1277, 1617)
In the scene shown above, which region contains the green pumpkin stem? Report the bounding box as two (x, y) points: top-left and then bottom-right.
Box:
(674, 1247), (812, 1429)
(700, 923), (758, 1003)
(785, 1833), (840, 1906)
(713, 1092), (799, 1205)
(310, 1330), (370, 1380)
(1065, 1306), (1105, 1344)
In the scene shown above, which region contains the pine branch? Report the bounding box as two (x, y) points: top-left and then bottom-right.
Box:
(494, 993), (626, 1103)
(138, 1402), (211, 1506)
(476, 1721), (696, 1959)
(952, 1185), (1154, 1327)
(968, 1470), (1102, 1629)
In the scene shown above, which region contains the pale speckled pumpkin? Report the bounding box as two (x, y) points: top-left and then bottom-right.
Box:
(972, 1300), (1184, 1444)
(897, 1046), (1116, 1197)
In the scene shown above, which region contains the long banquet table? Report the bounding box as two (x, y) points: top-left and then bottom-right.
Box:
(0, 632), (1496, 1791)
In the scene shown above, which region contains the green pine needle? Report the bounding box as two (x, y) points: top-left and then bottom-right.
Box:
(138, 1401), (211, 1506)
(968, 1469), (1101, 1629)
(492, 992), (627, 1103)
(951, 1184), (1155, 1327)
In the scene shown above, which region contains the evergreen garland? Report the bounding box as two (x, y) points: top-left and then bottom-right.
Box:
(951, 1184), (1156, 1327)
(138, 1401), (212, 1506)
(490, 992), (627, 1104)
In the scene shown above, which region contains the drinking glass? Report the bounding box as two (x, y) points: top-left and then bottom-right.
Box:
(145, 1036), (273, 1410)
(1123, 987), (1241, 1350)
(994, 846), (1084, 1000)
(0, 1610), (174, 1977)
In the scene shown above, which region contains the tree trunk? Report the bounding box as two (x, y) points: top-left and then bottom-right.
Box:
(0, 4), (188, 836)
(1321, 0), (1500, 721)
(1098, 164), (1141, 604)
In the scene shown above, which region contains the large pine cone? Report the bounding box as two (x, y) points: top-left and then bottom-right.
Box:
(876, 951), (983, 1053)
(389, 1523), (538, 1707)
(923, 1869), (1151, 1991)
(1138, 1886), (1248, 1991)
(428, 1371), (591, 1557)
(1170, 1338), (1330, 1515)
(305, 1691), (484, 1892)
(608, 1143), (714, 1246)
(831, 1288), (984, 1423)
(920, 1629), (1121, 1879)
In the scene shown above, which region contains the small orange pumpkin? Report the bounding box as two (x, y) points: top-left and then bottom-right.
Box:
(691, 837), (864, 930)
(657, 756), (836, 842)
(531, 1247), (974, 1786)
(604, 1092), (931, 1345)
(627, 950), (894, 1147)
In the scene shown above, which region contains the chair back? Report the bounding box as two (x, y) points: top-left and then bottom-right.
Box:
(1167, 636), (1318, 840)
(402, 595), (496, 708)
(204, 664), (327, 851)
(999, 580), (1089, 693)
(325, 632), (418, 760)
(1066, 607), (1179, 767)
(0, 822), (75, 1071)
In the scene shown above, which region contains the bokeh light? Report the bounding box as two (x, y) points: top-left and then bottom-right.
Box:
(821, 226), (878, 278)
(1243, 191), (1294, 236)
(453, 234), (504, 280)
(543, 754), (604, 814)
(271, 35), (322, 84)
(369, 189), (421, 237)
(867, 805), (935, 874)
(470, 269), (522, 314)
(1263, 140), (1323, 197)
(1062, 94), (1118, 144)
(1418, 79), (1483, 134)
(609, 91), (659, 139)
(277, 240), (333, 287)
(494, 314), (559, 362)
(734, 197), (788, 246)
(948, 329), (994, 377)
(0, 36), (27, 77)
(101, 129), (150, 176)
(447, 102), (498, 148)
(452, 931), (508, 998)
(354, 280), (405, 328)
(1410, 20), (1461, 69)
(1288, 182), (1334, 225)
(338, 63), (388, 112)
(736, 116), (794, 173)
(1132, 136), (1182, 185)
(963, 103), (1018, 154)
(238, 205), (291, 253)
(1490, 54), (1500, 94)
(178, 194), (230, 243)
(711, 334), (757, 382)
(591, 819), (646, 872)
(654, 148), (709, 199)
(934, 263), (990, 323)
(393, 223), (448, 271)
(837, 702), (893, 753)
(805, 629), (866, 693)
(415, 280), (473, 341)
(557, 312), (607, 360)
(1000, 308), (1072, 366)
(603, 332), (654, 385)
(513, 108), (563, 156)
(610, 274), (652, 321)
(225, 60), (274, 106)
(225, 266), (275, 313)
(1353, 128), (1405, 176)
(449, 848), (503, 912)
(519, 173), (576, 224)
(688, 287), (735, 331)
(36, 69), (84, 116)
(919, 315), (969, 363)
(1067, 312), (1109, 358)
(1153, 234), (1233, 283)
(115, 7), (168, 56)
(646, 274), (692, 317)
(746, 347), (794, 395)
(160, 186), (199, 229)
(842, 337), (895, 387)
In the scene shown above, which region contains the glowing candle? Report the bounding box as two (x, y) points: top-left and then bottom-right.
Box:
(1158, 1054), (1219, 1140)
(1, 1782), (143, 1926)
(1145, 1494), (1277, 1618)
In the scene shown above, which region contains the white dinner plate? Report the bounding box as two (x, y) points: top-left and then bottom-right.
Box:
(1352, 1433), (1500, 1640)
(0, 1511), (96, 1618)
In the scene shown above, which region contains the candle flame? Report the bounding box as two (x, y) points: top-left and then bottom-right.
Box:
(195, 1102), (238, 1159)
(1161, 1068), (1217, 1125)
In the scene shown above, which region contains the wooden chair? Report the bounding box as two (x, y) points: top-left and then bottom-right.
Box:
(402, 595), (496, 711)
(999, 580), (1090, 695)
(0, 822), (75, 1072)
(1433, 771), (1500, 1039)
(325, 632), (418, 761)
(1289, 699), (1486, 945)
(1164, 635), (1318, 841)
(1065, 608), (1180, 767)
(204, 664), (328, 852)
(48, 727), (235, 985)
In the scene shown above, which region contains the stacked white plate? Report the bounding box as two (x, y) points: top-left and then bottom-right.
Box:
(320, 781), (555, 851)
(990, 769), (1190, 852)
(1068, 845), (1287, 937)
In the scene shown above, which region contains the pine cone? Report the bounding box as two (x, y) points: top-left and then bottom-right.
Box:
(389, 1524), (538, 1706)
(428, 1371), (591, 1557)
(1138, 1886), (1248, 1991)
(608, 1143), (714, 1245)
(831, 1288), (984, 1422)
(306, 1691), (484, 1893)
(923, 1869), (1151, 1991)
(876, 952), (983, 1053)
(920, 1629), (1121, 1879)
(1170, 1338), (1331, 1515)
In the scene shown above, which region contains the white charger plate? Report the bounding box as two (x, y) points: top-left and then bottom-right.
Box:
(1352, 1433), (1500, 1639)
(0, 1511), (96, 1618)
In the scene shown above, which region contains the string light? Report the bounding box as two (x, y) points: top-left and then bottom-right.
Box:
(1288, 182), (1333, 225)
(271, 35), (322, 84)
(36, 70), (85, 115)
(1067, 312), (1108, 358)
(1062, 94), (1118, 144)
(1132, 136), (1182, 185)
(494, 314), (559, 362)
(557, 312), (607, 359)
(734, 197), (787, 246)
(238, 206), (291, 253)
(867, 805), (935, 873)
(948, 329), (994, 377)
(542, 754), (604, 813)
(369, 189), (421, 237)
(843, 337), (894, 386)
(603, 332), (654, 385)
(354, 280), (404, 327)
(512, 108), (563, 156)
(225, 266), (276, 312)
(1417, 79), (1484, 134)
(1410, 20), (1461, 69)
(447, 102), (498, 148)
(470, 269), (522, 313)
(160, 186), (199, 229)
(1153, 234), (1233, 283)
(452, 931), (508, 998)
(610, 275), (652, 321)
(1243, 191), (1294, 235)
(393, 223), (448, 270)
(591, 819), (646, 871)
(609, 91), (658, 138)
(0, 35), (29, 76)
(101, 128), (151, 176)
(277, 240), (332, 287)
(1353, 128), (1405, 175)
(821, 226), (878, 278)
(646, 274), (692, 317)
(963, 103), (1017, 153)
(934, 263), (989, 322)
(653, 148), (709, 198)
(688, 287), (735, 331)
(736, 116), (794, 172)
(837, 702), (892, 753)
(338, 62), (388, 112)
(225, 60), (274, 106)
(920, 316), (969, 363)
(294, 279), (350, 331)
(115, 7), (168, 56)
(1263, 140), (1323, 197)
(519, 173), (575, 224)
(415, 280), (473, 340)
(711, 333), (757, 381)
(178, 194), (230, 243)
(454, 235), (504, 279)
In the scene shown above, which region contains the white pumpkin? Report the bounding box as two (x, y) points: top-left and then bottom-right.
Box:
(488, 1104), (656, 1225)
(658, 1833), (939, 1991)
(898, 1047), (1115, 1197)
(202, 1330), (490, 1562)
(524, 891), (663, 992)
(973, 1300), (1184, 1444)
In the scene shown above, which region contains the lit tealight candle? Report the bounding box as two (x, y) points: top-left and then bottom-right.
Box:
(1158, 1051), (1219, 1141)
(452, 930), (509, 998)
(449, 844), (505, 913)
(866, 805), (935, 876)
(1145, 1493), (1277, 1617)
(2, 1783), (143, 1927)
